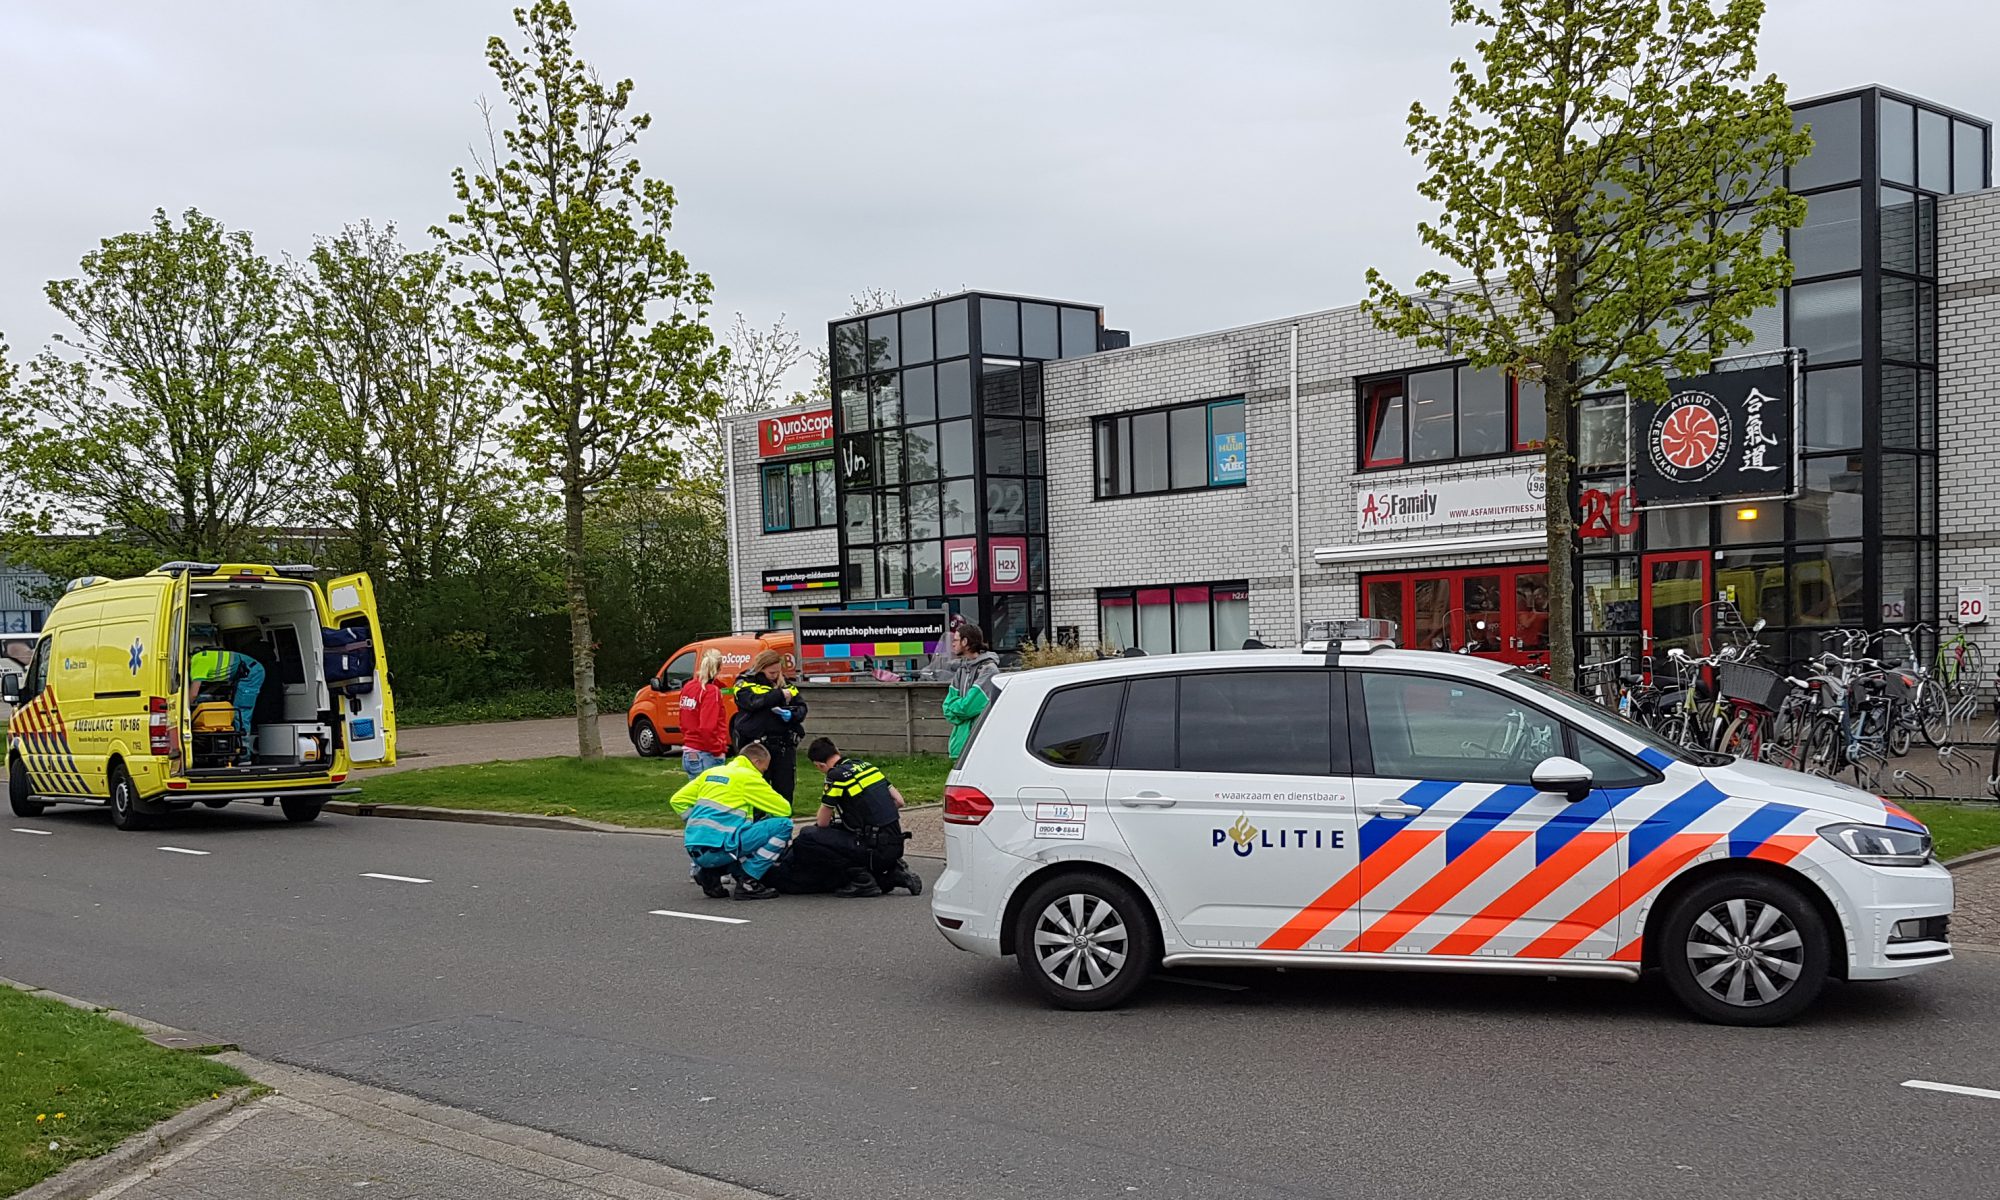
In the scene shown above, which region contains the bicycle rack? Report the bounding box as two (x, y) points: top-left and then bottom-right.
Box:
(1890, 768), (1936, 798)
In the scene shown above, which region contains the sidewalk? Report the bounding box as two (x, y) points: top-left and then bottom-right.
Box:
(28, 1054), (767, 1200)
(373, 714), (634, 775)
(1953, 854), (2000, 950)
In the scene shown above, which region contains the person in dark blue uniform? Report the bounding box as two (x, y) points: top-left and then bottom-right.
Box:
(766, 738), (923, 897)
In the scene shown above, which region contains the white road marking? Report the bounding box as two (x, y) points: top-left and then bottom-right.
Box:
(157, 846), (211, 856)
(649, 909), (749, 926)
(1903, 1079), (2000, 1101)
(11, 828), (53, 836)
(360, 873), (432, 884)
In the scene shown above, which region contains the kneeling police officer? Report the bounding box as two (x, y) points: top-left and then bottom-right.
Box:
(771, 738), (923, 898)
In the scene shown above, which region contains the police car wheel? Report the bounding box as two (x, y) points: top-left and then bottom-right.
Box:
(8, 756), (45, 818)
(1659, 872), (1829, 1027)
(107, 764), (155, 832)
(631, 718), (663, 758)
(1014, 873), (1156, 1010)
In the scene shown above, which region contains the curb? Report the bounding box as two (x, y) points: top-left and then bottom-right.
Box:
(320, 799), (946, 838)
(15, 1088), (258, 1200)
(4, 978), (255, 1200)
(3, 977), (771, 1200)
(1945, 845), (2000, 870)
(321, 800), (679, 837)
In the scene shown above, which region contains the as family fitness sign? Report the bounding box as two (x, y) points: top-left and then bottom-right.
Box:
(758, 409), (835, 458)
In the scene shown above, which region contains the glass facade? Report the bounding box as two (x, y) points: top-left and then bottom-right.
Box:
(1574, 87), (1987, 670)
(829, 292), (1102, 651)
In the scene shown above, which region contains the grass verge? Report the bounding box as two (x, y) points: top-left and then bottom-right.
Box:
(354, 752), (955, 827)
(2, 987), (248, 1195)
(1906, 802), (2000, 862)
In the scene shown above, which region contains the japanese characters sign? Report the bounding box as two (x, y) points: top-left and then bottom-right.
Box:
(1632, 364), (1794, 504)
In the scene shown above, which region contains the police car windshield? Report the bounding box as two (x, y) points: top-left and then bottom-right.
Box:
(1501, 669), (1707, 766)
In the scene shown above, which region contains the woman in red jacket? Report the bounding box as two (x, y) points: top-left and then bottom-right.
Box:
(679, 649), (729, 777)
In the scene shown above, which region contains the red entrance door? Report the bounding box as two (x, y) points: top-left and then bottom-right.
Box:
(1640, 551), (1712, 664)
(1361, 565), (1550, 667)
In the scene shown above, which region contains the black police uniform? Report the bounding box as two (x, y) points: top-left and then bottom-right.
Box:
(774, 759), (920, 896)
(731, 676), (807, 802)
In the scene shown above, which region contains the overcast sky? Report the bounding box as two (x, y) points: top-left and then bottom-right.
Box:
(2, 0), (1995, 387)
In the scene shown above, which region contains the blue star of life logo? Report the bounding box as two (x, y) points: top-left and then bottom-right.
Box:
(129, 638), (144, 675)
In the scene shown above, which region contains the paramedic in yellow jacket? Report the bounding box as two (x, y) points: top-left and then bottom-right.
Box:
(669, 742), (793, 901)
(190, 649), (267, 737)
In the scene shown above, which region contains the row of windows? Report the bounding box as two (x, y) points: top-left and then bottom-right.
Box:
(1092, 398), (1246, 498)
(1360, 366), (1547, 469)
(1097, 582), (1250, 655)
(1025, 669), (1655, 789)
(1788, 95), (1988, 195)
(843, 477), (1047, 545)
(831, 297), (1098, 380)
(1574, 367), (1937, 469)
(1787, 185), (1939, 282)
(1577, 541), (1936, 641)
(760, 459), (837, 534)
(843, 539), (1050, 603)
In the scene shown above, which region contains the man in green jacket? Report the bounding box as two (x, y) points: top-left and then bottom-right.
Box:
(941, 623), (1000, 757)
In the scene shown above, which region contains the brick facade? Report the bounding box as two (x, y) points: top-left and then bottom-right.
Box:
(725, 410), (842, 632)
(1040, 305), (1556, 648)
(1936, 186), (2000, 676)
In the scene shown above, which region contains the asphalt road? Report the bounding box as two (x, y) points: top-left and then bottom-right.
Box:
(5, 806), (1999, 1200)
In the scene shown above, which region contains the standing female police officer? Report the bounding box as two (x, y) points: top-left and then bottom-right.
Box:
(731, 650), (807, 802)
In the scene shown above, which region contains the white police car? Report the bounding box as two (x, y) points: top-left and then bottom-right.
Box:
(931, 622), (1953, 1025)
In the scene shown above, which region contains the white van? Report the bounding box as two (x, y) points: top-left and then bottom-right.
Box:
(931, 627), (1953, 1025)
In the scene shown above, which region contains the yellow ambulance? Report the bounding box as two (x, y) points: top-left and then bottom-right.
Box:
(3, 562), (395, 830)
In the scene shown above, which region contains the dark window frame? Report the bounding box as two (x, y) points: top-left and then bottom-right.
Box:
(1356, 363), (1545, 472)
(1091, 396), (1247, 500)
(759, 457), (837, 534)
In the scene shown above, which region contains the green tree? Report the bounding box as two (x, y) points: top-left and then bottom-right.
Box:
(585, 483), (730, 688)
(0, 208), (304, 562)
(1364, 0), (1807, 687)
(685, 312), (807, 491)
(440, 0), (727, 757)
(285, 221), (502, 588)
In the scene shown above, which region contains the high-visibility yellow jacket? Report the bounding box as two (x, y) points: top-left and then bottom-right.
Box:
(669, 755), (792, 850)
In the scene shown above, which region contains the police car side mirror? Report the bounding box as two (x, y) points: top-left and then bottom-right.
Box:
(1531, 756), (1594, 804)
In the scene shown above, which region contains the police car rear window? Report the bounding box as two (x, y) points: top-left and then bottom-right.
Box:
(1030, 681), (1123, 767)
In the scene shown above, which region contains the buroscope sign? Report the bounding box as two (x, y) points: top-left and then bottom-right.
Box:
(758, 408), (835, 458)
(1632, 364), (1794, 503)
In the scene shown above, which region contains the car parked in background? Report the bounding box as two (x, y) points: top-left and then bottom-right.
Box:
(932, 622), (1953, 1025)
(626, 632), (795, 757)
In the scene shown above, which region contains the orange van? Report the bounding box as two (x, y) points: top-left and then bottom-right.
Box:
(626, 632), (794, 757)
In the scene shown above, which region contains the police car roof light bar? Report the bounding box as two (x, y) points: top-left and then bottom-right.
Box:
(1301, 618), (1398, 665)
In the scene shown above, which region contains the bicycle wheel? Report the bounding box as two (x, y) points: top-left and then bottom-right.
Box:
(1656, 709), (1695, 751)
(1888, 720), (1912, 758)
(1718, 711), (1762, 761)
(1802, 718), (1842, 778)
(1990, 727), (2000, 802)
(1914, 677), (1951, 747)
(1953, 641), (1985, 705)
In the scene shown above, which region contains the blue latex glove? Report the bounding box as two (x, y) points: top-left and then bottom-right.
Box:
(774, 707), (794, 723)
